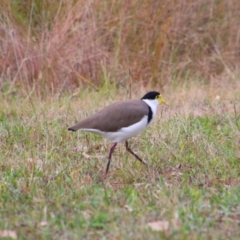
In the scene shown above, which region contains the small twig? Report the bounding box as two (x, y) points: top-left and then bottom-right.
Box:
(85, 134), (90, 148)
(128, 69), (132, 99)
(233, 102), (240, 131)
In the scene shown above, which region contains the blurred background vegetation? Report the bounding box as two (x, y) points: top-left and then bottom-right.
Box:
(0, 0), (239, 94)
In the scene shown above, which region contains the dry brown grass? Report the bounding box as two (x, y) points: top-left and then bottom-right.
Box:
(0, 0), (240, 93)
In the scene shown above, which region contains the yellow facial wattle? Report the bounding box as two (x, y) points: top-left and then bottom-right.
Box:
(158, 94), (167, 105)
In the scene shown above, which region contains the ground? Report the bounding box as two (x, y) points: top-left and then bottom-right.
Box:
(0, 80), (240, 239)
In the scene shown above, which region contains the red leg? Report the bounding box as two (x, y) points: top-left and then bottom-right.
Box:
(125, 141), (148, 166)
(105, 142), (118, 176)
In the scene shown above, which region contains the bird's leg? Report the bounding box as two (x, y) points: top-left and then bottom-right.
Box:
(105, 142), (118, 176)
(125, 141), (148, 166)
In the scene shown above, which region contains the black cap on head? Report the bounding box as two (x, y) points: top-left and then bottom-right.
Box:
(141, 91), (160, 100)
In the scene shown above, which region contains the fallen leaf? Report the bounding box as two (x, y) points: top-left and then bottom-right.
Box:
(27, 158), (43, 169)
(171, 171), (182, 177)
(177, 163), (182, 169)
(82, 152), (91, 159)
(0, 230), (17, 239)
(40, 221), (48, 227)
(147, 219), (179, 231)
(82, 174), (93, 185)
(124, 205), (133, 212)
(83, 211), (91, 220)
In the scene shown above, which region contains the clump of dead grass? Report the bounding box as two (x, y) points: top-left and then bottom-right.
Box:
(0, 0), (240, 93)
(0, 0), (108, 94)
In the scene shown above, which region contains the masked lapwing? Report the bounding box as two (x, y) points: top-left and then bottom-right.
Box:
(68, 91), (166, 176)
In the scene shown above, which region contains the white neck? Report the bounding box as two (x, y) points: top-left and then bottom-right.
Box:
(142, 99), (159, 119)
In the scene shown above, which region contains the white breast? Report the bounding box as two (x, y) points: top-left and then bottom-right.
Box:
(142, 99), (159, 119)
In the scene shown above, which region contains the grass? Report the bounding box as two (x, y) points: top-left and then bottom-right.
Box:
(0, 81), (240, 239)
(1, 1), (240, 238)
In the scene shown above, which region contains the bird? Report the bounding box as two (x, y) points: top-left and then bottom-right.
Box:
(68, 91), (166, 176)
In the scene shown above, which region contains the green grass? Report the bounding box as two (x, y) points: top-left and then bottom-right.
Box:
(0, 86), (240, 239)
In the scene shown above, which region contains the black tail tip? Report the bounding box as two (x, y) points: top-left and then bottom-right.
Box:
(68, 127), (76, 132)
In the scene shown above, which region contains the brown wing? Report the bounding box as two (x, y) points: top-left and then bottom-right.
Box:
(68, 100), (149, 132)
